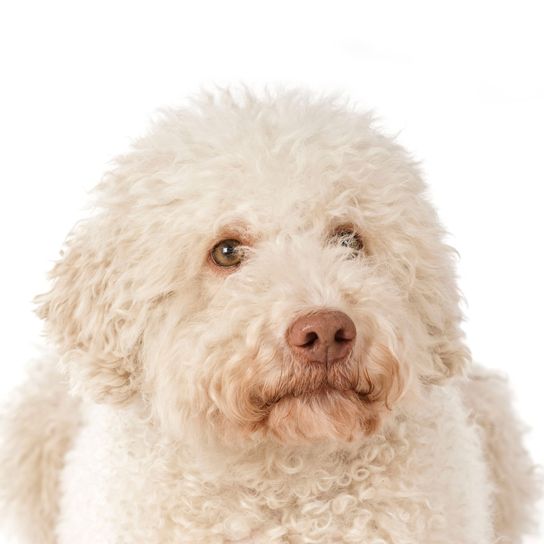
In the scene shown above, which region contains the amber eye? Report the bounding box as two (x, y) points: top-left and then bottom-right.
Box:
(210, 239), (245, 267)
(332, 228), (364, 255)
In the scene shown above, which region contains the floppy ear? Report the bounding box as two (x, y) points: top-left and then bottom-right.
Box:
(409, 232), (470, 383)
(370, 179), (470, 383)
(35, 213), (153, 404)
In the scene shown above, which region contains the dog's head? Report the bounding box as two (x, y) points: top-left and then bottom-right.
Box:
(36, 89), (469, 445)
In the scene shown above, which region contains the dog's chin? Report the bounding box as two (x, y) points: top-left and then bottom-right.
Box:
(263, 388), (381, 444)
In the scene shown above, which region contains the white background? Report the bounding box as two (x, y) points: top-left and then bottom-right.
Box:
(0, 1), (542, 541)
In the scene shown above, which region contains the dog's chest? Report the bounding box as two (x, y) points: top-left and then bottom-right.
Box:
(55, 389), (492, 544)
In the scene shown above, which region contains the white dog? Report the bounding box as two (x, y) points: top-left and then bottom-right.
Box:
(0, 89), (539, 543)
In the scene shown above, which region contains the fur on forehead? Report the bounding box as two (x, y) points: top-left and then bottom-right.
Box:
(99, 88), (423, 209)
(35, 87), (469, 417)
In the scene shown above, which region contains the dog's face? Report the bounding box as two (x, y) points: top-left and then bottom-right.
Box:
(37, 90), (468, 445)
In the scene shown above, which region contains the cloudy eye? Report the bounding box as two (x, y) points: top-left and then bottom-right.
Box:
(331, 227), (364, 256)
(210, 239), (245, 268)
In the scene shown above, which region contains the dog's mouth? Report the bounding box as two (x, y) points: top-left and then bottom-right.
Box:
(254, 385), (381, 443)
(213, 344), (403, 444)
(254, 366), (375, 412)
(268, 385), (375, 408)
(241, 349), (402, 443)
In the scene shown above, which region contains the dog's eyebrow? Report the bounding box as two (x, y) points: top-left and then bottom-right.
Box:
(213, 222), (256, 244)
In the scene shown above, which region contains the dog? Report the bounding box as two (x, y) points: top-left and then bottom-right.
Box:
(0, 88), (539, 543)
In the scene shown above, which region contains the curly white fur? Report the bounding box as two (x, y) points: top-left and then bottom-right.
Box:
(0, 88), (539, 543)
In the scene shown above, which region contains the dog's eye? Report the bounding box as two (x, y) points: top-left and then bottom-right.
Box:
(210, 239), (245, 268)
(331, 228), (364, 256)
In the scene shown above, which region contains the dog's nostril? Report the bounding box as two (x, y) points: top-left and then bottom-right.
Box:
(335, 328), (350, 343)
(302, 332), (319, 347)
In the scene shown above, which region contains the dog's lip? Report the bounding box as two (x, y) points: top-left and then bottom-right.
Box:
(259, 385), (371, 409)
(254, 366), (374, 409)
(291, 385), (348, 398)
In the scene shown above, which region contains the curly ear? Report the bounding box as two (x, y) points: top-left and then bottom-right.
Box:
(35, 214), (152, 404)
(410, 234), (471, 382)
(375, 185), (470, 383)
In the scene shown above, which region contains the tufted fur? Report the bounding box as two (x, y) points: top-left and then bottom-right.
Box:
(0, 88), (539, 543)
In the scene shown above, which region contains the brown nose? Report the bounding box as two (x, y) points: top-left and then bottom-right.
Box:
(286, 310), (356, 365)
